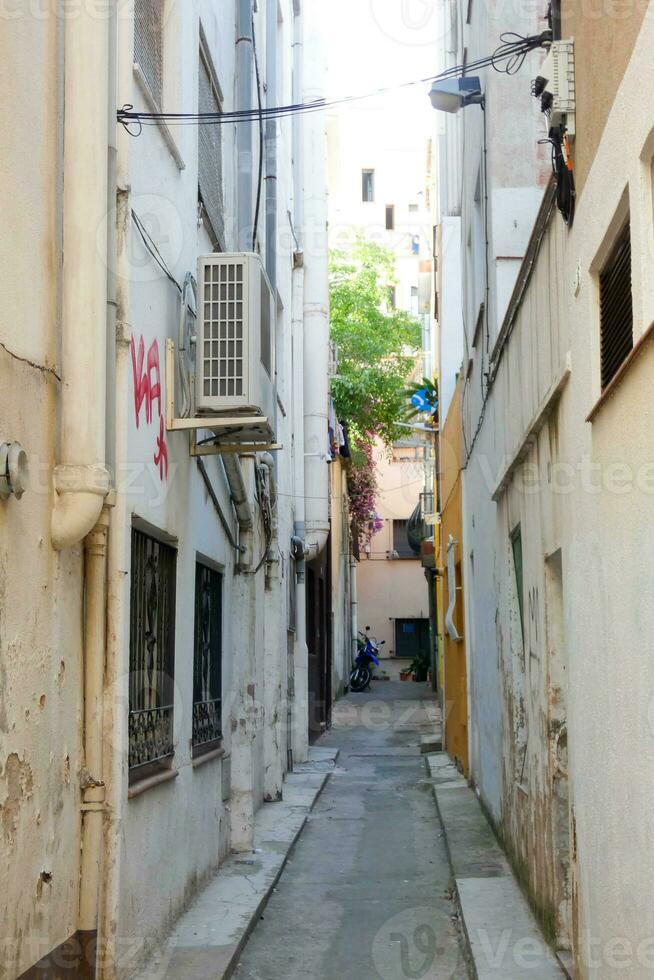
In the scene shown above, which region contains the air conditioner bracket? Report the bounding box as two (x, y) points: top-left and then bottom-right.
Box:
(165, 340), (281, 454)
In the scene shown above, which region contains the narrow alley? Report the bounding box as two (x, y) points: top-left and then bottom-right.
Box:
(5, 1), (654, 977)
(233, 682), (466, 980)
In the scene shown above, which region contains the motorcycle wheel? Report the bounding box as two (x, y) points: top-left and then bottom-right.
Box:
(350, 666), (371, 692)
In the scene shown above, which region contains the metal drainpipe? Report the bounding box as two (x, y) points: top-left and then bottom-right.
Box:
(51, 0), (110, 549)
(78, 508), (110, 946)
(221, 454), (254, 531)
(258, 451), (279, 589)
(237, 0), (254, 251)
(265, 0), (277, 292)
(350, 555), (358, 673)
(51, 0), (113, 968)
(302, 0), (330, 559)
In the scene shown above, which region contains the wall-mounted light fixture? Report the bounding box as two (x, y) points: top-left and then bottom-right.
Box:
(429, 76), (484, 113)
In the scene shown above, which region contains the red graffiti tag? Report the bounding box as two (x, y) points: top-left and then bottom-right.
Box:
(154, 414), (169, 480)
(130, 336), (162, 427)
(131, 335), (168, 482)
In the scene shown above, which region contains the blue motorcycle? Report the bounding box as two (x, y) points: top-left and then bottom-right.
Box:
(350, 626), (385, 692)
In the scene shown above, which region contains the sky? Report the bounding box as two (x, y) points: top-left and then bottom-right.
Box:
(320, 0), (441, 138)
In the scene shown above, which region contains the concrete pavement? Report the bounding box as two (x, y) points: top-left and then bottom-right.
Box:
(426, 753), (566, 979)
(233, 680), (468, 980)
(133, 747), (338, 980)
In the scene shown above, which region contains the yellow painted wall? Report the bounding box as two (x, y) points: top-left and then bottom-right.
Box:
(439, 376), (469, 775)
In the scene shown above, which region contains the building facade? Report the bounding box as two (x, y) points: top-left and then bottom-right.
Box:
(0, 2), (340, 978)
(356, 440), (432, 671)
(436, 0), (654, 975)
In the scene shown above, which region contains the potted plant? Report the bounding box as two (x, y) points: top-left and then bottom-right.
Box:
(407, 651), (430, 683)
(399, 667), (412, 681)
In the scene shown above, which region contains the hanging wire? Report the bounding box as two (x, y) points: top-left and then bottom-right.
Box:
(131, 209), (182, 293)
(539, 132), (575, 226)
(251, 9), (264, 252)
(118, 31), (552, 133)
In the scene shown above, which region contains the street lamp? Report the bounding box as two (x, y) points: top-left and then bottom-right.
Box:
(429, 76), (484, 113)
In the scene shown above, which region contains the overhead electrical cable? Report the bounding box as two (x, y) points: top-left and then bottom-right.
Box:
(118, 31), (551, 134)
(251, 9), (264, 251)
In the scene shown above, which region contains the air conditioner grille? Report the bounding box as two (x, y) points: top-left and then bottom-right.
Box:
(202, 261), (245, 398)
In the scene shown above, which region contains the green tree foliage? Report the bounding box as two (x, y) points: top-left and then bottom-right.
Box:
(330, 237), (421, 449)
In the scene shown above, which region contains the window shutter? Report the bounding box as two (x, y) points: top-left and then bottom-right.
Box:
(198, 49), (225, 250)
(134, 0), (163, 107)
(600, 222), (633, 390)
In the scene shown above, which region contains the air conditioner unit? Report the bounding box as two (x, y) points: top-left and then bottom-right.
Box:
(196, 252), (276, 441)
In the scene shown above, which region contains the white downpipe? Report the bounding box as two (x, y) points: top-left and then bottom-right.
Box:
(222, 454), (254, 535)
(350, 556), (358, 670)
(258, 451), (278, 569)
(291, 265), (309, 765)
(290, 4), (309, 766)
(78, 510), (109, 936)
(302, 0), (330, 560)
(52, 2), (110, 548)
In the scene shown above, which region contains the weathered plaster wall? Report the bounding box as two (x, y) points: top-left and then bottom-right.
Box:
(462, 10), (654, 974)
(106, 1), (304, 972)
(0, 12), (87, 978)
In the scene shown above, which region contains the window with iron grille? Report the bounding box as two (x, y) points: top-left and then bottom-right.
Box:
(599, 221), (633, 390)
(198, 40), (225, 250)
(134, 0), (164, 107)
(393, 519), (414, 559)
(193, 562), (223, 756)
(128, 527), (177, 777)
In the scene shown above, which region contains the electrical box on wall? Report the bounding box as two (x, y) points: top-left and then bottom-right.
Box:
(533, 40), (575, 137)
(196, 252), (276, 436)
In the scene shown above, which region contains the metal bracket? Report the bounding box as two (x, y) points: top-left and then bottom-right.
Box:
(164, 339), (281, 455)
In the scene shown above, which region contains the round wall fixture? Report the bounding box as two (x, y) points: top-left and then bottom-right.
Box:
(0, 442), (29, 500)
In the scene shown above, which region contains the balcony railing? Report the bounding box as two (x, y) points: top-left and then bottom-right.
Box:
(192, 697), (222, 754)
(128, 704), (174, 771)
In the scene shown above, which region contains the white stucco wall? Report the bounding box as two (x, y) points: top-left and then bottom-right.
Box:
(460, 11), (654, 976)
(104, 0), (311, 970)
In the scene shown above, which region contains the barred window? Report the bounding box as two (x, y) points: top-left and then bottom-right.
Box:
(193, 562), (223, 756)
(393, 519), (414, 559)
(134, 0), (164, 107)
(128, 527), (177, 778)
(198, 41), (225, 249)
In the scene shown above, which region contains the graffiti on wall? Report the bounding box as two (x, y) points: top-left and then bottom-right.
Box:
(130, 335), (168, 481)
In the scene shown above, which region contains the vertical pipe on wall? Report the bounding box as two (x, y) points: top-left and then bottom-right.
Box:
(292, 268), (309, 765)
(350, 555), (358, 673)
(302, 0), (330, 559)
(237, 0), (254, 251)
(290, 1), (310, 765)
(265, 0), (278, 292)
(78, 510), (110, 943)
(51, 0), (110, 548)
(229, 0), (260, 851)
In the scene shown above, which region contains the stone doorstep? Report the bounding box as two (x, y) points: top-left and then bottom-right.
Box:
(134, 747), (339, 980)
(425, 752), (566, 980)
